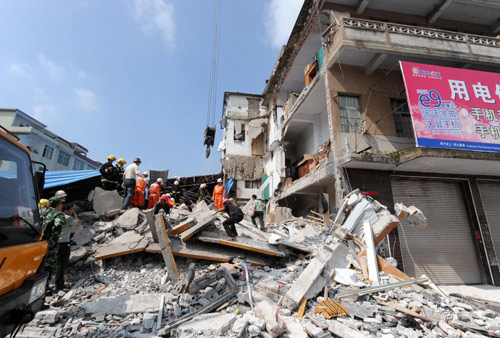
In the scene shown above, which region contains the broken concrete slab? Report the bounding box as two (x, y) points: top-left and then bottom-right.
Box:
(94, 231), (150, 260)
(180, 214), (217, 241)
(92, 221), (114, 233)
(71, 226), (95, 246)
(192, 200), (211, 215)
(69, 246), (88, 264)
(154, 214), (179, 282)
(114, 208), (140, 230)
(82, 294), (166, 315)
(281, 316), (308, 338)
(197, 231), (286, 257)
(90, 187), (122, 216)
(171, 217), (196, 235)
(143, 209), (158, 243)
(175, 312), (236, 336)
(328, 320), (367, 338)
(254, 300), (287, 337)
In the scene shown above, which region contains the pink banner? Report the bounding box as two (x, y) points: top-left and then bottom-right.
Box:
(400, 61), (500, 152)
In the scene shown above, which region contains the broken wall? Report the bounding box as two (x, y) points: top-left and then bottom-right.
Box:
(220, 155), (264, 181)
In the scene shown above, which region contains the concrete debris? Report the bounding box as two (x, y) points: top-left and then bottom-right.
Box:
(89, 187), (122, 216)
(19, 191), (500, 338)
(395, 202), (428, 229)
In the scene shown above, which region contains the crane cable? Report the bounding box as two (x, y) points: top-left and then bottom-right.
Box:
(206, 0), (222, 127)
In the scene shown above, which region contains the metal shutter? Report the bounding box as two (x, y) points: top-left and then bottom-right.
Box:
(391, 179), (482, 284)
(478, 182), (500, 266)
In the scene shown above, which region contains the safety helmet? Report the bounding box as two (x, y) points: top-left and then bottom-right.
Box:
(217, 178), (223, 183)
(223, 198), (231, 205)
(174, 180), (179, 185)
(117, 158), (126, 165)
(200, 183), (207, 189)
(157, 178), (164, 184)
(160, 194), (169, 201)
(38, 199), (50, 208)
(133, 157), (141, 163)
(166, 193), (171, 197)
(55, 190), (67, 198)
(143, 171), (148, 176)
(107, 155), (116, 161)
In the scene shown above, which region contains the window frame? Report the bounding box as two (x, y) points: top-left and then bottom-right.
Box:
(391, 98), (414, 138)
(73, 158), (85, 170)
(57, 150), (71, 166)
(42, 144), (54, 159)
(338, 94), (362, 133)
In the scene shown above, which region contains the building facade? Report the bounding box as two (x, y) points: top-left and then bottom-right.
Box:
(222, 0), (500, 285)
(0, 108), (100, 171)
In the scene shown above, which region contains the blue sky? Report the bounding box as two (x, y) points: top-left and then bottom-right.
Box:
(0, 0), (303, 176)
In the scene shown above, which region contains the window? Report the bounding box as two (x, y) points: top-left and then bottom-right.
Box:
(42, 145), (54, 159)
(245, 180), (261, 189)
(57, 151), (71, 166)
(339, 95), (362, 133)
(73, 158), (85, 170)
(391, 99), (414, 138)
(234, 122), (246, 141)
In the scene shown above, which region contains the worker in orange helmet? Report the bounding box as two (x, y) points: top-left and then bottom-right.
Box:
(154, 194), (171, 215)
(131, 172), (148, 208)
(212, 178), (226, 210)
(147, 178), (163, 209)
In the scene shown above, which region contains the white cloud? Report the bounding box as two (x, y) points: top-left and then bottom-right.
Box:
(33, 104), (58, 121)
(75, 88), (99, 111)
(133, 0), (176, 49)
(264, 0), (304, 48)
(38, 53), (65, 82)
(8, 62), (32, 78)
(76, 69), (86, 79)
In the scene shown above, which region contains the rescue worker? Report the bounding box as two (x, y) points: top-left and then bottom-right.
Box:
(170, 180), (183, 205)
(41, 196), (66, 289)
(166, 193), (175, 208)
(198, 183), (211, 203)
(121, 158), (144, 210)
(217, 198), (243, 240)
(38, 199), (50, 215)
(154, 194), (171, 215)
(55, 203), (80, 291)
(131, 171), (148, 208)
(55, 190), (67, 202)
(213, 178), (226, 210)
(147, 178), (163, 209)
(99, 155), (118, 190)
(251, 194), (265, 230)
(115, 158), (127, 191)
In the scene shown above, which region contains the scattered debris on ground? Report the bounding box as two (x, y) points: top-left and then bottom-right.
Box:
(18, 189), (500, 337)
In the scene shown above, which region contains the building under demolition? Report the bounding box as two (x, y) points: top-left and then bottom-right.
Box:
(220, 0), (500, 286)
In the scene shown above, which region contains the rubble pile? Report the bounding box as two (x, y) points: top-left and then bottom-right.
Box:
(18, 189), (500, 337)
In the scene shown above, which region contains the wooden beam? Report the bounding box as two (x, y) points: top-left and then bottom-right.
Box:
(427, 0), (454, 24)
(356, 0), (370, 14)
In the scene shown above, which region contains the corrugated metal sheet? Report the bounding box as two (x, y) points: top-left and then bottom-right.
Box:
(44, 170), (100, 189)
(391, 179), (482, 284)
(478, 182), (500, 268)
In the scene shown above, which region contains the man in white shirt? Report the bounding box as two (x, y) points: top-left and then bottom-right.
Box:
(121, 158), (145, 210)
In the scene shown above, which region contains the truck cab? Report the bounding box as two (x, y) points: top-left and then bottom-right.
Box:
(0, 128), (48, 337)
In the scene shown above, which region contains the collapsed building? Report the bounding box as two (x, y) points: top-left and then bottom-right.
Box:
(219, 0), (500, 286)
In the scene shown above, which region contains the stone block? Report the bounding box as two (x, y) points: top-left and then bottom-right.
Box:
(91, 187), (122, 216)
(115, 208), (140, 230)
(175, 312), (236, 336)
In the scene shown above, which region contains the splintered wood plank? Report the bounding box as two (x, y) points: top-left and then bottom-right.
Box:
(197, 231), (286, 257)
(171, 218), (196, 235)
(297, 298), (307, 319)
(155, 214), (179, 281)
(180, 214), (217, 241)
(95, 231), (150, 260)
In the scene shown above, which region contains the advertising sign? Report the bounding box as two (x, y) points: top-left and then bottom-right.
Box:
(400, 61), (500, 152)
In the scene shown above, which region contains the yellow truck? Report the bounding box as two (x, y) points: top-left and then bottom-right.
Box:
(0, 127), (48, 337)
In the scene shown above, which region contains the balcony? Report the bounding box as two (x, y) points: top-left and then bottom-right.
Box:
(323, 17), (500, 74)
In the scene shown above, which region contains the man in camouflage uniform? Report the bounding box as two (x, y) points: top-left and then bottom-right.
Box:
(41, 196), (66, 289)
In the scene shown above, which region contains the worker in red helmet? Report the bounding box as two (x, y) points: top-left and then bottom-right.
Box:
(217, 198), (243, 240)
(154, 194), (171, 215)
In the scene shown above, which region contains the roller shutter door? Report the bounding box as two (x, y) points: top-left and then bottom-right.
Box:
(391, 179), (482, 284)
(478, 182), (500, 265)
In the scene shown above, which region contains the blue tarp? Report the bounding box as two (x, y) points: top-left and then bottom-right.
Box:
(225, 177), (234, 198)
(44, 170), (100, 189)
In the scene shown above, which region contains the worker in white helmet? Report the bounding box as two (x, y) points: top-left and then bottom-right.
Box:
(213, 178), (225, 210)
(170, 180), (183, 206)
(198, 183), (210, 203)
(55, 190), (67, 202)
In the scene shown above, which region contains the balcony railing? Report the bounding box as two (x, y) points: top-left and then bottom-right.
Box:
(324, 17), (500, 47)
